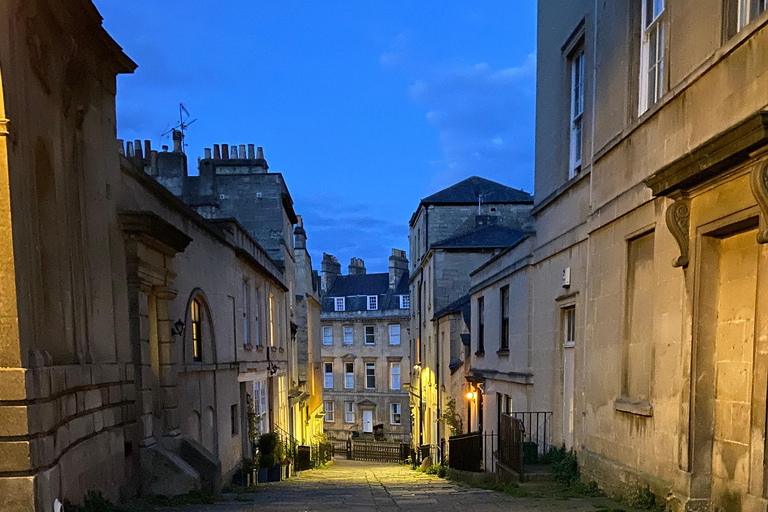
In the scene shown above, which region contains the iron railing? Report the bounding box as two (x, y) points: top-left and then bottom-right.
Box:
(511, 412), (553, 457)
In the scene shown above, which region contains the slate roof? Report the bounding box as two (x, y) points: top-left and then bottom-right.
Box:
(321, 271), (410, 313)
(421, 176), (532, 206)
(432, 226), (528, 249)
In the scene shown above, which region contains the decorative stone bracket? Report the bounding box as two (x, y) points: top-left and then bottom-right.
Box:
(0, 118), (8, 137)
(666, 197), (691, 268)
(751, 161), (768, 244)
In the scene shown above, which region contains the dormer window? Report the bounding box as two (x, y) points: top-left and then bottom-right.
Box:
(334, 297), (345, 312)
(399, 295), (410, 309)
(367, 296), (378, 310)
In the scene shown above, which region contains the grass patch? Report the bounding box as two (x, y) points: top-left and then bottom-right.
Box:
(474, 481), (529, 498)
(148, 489), (217, 506)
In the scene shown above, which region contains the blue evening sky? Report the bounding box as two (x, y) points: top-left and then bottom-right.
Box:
(94, 1), (537, 273)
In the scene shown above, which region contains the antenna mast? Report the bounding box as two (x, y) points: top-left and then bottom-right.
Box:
(161, 103), (197, 154)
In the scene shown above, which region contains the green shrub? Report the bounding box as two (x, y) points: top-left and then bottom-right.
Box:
(542, 445), (603, 497)
(425, 464), (441, 475)
(63, 491), (123, 512)
(256, 432), (284, 469)
(627, 487), (664, 510)
(437, 465), (447, 478)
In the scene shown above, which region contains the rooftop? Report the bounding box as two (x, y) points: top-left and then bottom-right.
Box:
(421, 176), (532, 206)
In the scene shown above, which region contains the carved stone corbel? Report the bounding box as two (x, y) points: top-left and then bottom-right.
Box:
(0, 119), (8, 137)
(666, 197), (691, 268)
(751, 161), (768, 244)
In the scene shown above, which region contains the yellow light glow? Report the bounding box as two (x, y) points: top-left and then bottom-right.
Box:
(466, 391), (475, 400)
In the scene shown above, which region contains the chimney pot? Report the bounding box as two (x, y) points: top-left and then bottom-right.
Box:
(213, 144), (221, 159)
(230, 145), (238, 159)
(172, 130), (182, 153)
(126, 141), (134, 158)
(239, 144), (246, 159)
(248, 144), (256, 159)
(134, 139), (143, 162)
(221, 144), (229, 160)
(256, 147), (264, 159)
(150, 150), (158, 176)
(118, 139), (125, 156)
(204, 148), (212, 159)
(144, 140), (152, 160)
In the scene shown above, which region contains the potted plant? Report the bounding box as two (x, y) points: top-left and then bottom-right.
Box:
(256, 433), (284, 482)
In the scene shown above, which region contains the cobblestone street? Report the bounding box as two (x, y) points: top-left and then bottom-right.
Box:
(168, 460), (629, 512)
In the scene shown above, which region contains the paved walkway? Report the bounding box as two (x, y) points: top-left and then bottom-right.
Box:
(170, 459), (628, 512)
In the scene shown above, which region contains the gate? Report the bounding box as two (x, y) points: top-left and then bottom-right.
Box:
(332, 439), (407, 463)
(448, 432), (482, 471)
(499, 414), (524, 476)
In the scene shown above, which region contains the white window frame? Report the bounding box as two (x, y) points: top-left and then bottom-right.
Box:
(322, 326), (333, 346)
(324, 400), (334, 422)
(390, 362), (401, 390)
(367, 295), (378, 310)
(400, 295), (410, 309)
(324, 362), (333, 389)
(389, 324), (401, 345)
(343, 326), (354, 345)
(569, 47), (585, 178)
(639, 0), (666, 115)
(242, 280), (250, 346)
(564, 306), (576, 348)
(739, 0), (767, 30)
(334, 297), (345, 312)
(253, 380), (268, 434)
(345, 362), (354, 389)
(253, 287), (260, 346)
(390, 403), (402, 425)
(365, 362), (376, 390)
(344, 401), (355, 423)
(364, 325), (375, 345)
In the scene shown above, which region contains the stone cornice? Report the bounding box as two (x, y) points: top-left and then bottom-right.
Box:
(119, 211), (192, 255)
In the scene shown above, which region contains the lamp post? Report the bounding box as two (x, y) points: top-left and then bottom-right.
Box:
(414, 363), (423, 450)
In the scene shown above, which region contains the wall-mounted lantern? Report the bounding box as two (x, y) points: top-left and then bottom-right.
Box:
(170, 319), (185, 337)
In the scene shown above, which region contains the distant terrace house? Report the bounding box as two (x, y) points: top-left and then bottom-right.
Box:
(319, 251), (411, 442)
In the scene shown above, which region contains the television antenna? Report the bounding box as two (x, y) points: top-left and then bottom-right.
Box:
(161, 103), (197, 154)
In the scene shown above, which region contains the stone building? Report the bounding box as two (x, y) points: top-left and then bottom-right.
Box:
(407, 176), (533, 457)
(469, 0), (768, 510)
(138, 136), (324, 448)
(319, 251), (411, 442)
(0, 2), (304, 510)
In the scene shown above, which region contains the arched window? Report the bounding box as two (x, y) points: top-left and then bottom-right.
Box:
(191, 298), (202, 362)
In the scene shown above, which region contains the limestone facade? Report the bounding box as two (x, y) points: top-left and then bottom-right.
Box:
(319, 251), (411, 442)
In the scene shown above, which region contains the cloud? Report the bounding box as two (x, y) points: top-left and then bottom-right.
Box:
(407, 54), (537, 193)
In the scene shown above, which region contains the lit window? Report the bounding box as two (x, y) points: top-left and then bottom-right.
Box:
(324, 362), (333, 389)
(390, 403), (402, 425)
(334, 297), (345, 312)
(390, 362), (401, 390)
(569, 47), (585, 178)
(365, 362), (376, 390)
(343, 326), (354, 345)
(345, 362), (354, 389)
(324, 400), (334, 422)
(639, 0), (665, 114)
(323, 326), (333, 345)
(400, 295), (410, 309)
(365, 326), (375, 345)
(389, 324), (401, 345)
(191, 299), (202, 362)
(367, 296), (378, 310)
(345, 402), (355, 423)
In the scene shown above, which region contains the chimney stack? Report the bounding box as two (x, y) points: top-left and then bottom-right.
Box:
(321, 253), (341, 294)
(150, 150), (158, 176)
(248, 144), (256, 159)
(348, 257), (366, 276)
(254, 146), (269, 172)
(172, 130), (182, 153)
(294, 215), (307, 250)
(389, 249), (408, 289)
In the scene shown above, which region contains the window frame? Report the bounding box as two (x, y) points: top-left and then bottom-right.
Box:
(390, 403), (402, 425)
(639, 0), (666, 114)
(365, 362), (376, 390)
(390, 362), (401, 390)
(344, 362), (355, 389)
(389, 324), (401, 345)
(400, 295), (410, 309)
(364, 325), (375, 345)
(344, 401), (355, 423)
(334, 297), (346, 312)
(500, 286), (510, 351)
(322, 326), (333, 346)
(367, 295), (378, 310)
(191, 298), (203, 362)
(569, 46), (585, 178)
(324, 400), (334, 422)
(324, 362), (334, 389)
(477, 296), (485, 355)
(563, 306), (576, 348)
(242, 280), (250, 347)
(739, 0), (767, 31)
(343, 325), (354, 345)
(231, 404), (239, 437)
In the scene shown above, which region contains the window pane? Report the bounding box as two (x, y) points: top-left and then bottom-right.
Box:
(344, 326), (353, 344)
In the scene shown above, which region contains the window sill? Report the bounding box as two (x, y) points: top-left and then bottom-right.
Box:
(475, 350), (485, 357)
(244, 343), (254, 351)
(255, 345), (264, 351)
(614, 397), (653, 417)
(279, 347), (285, 353)
(496, 349), (510, 357)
